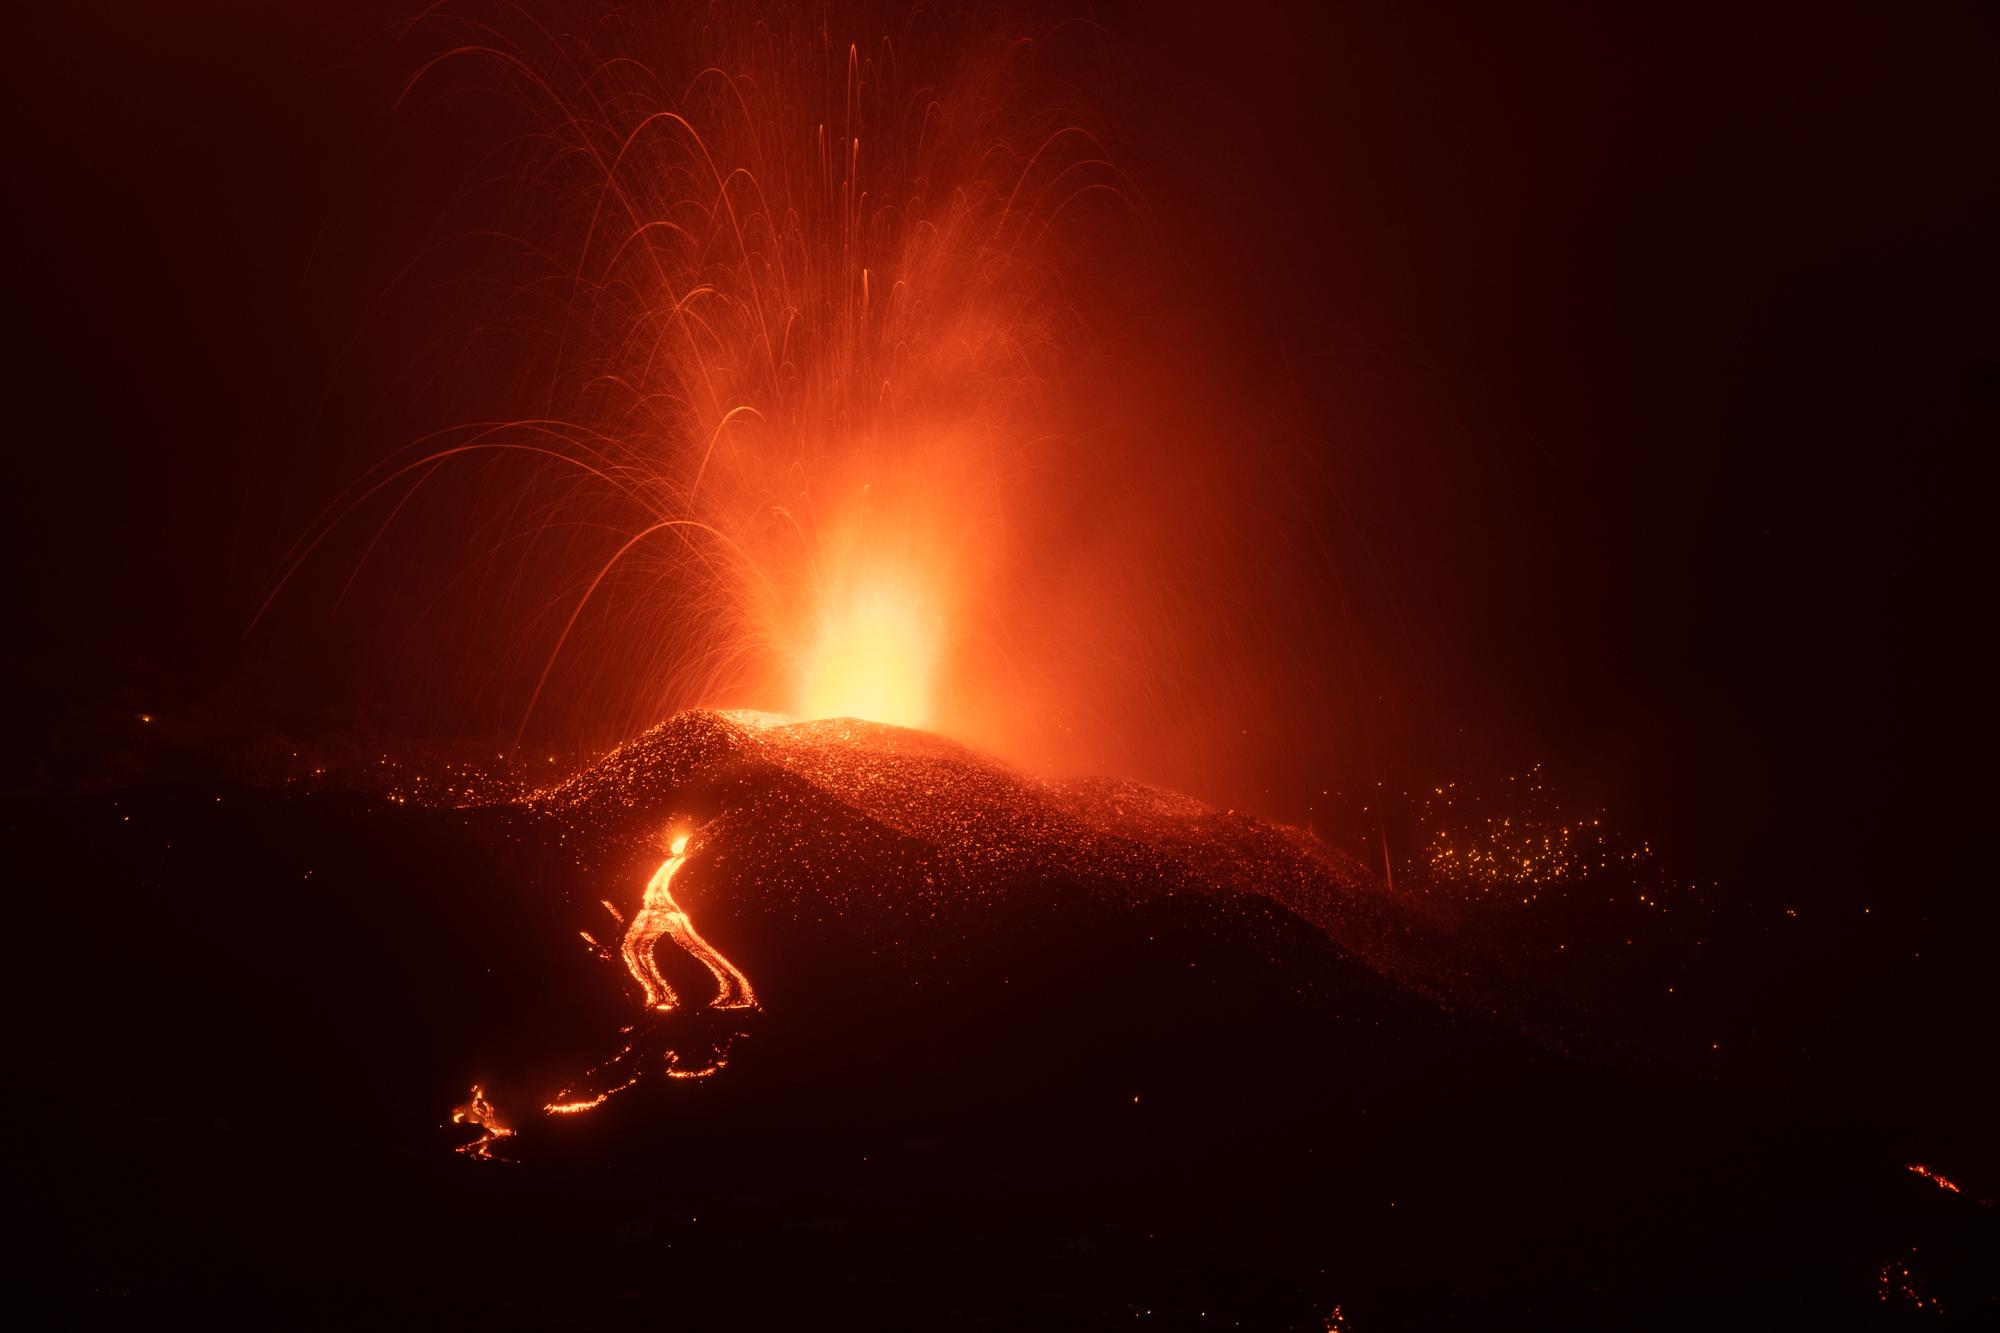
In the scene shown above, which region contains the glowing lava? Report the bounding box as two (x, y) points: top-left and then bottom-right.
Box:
(624, 831), (758, 1012)
(532, 823), (756, 1123)
(450, 1084), (516, 1160)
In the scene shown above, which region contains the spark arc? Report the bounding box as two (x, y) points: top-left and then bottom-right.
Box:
(270, 2), (1156, 768)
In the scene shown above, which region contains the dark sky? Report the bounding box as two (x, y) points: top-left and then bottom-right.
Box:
(5, 0), (1993, 901)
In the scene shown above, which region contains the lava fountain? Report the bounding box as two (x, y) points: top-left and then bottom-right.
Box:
(265, 1), (1143, 756)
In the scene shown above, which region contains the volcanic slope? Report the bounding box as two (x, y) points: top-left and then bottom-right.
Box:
(12, 710), (1966, 1328)
(505, 710), (1498, 1119)
(531, 708), (1513, 1018)
(444, 711), (1883, 1326)
(457, 711), (1592, 1307)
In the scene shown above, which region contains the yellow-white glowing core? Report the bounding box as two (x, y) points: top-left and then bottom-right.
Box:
(798, 580), (938, 729)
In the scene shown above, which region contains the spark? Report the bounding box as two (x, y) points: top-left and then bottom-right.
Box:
(268, 4), (1142, 759)
(1877, 1249), (1942, 1311)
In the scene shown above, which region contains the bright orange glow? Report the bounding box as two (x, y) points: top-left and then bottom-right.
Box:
(664, 1051), (727, 1080)
(797, 575), (939, 727)
(621, 831), (757, 1013)
(1907, 1162), (1963, 1194)
(270, 8), (1266, 787)
(545, 1075), (634, 1115)
(450, 1084), (515, 1160)
(535, 821), (756, 1121)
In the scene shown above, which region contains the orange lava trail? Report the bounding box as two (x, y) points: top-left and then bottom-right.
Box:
(546, 1076), (635, 1115)
(531, 825), (755, 1122)
(623, 833), (757, 1012)
(451, 1084), (516, 1160)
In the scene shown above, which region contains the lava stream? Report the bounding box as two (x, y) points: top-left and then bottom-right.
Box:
(450, 1084), (516, 1160)
(623, 833), (757, 1012)
(527, 827), (756, 1125)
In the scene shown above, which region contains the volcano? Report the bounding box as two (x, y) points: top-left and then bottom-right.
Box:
(8, 713), (1988, 1326)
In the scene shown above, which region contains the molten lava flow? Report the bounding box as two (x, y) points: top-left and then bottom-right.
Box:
(623, 832), (757, 1012)
(665, 1051), (727, 1080)
(1907, 1162), (1963, 1194)
(536, 824), (756, 1121)
(545, 1069), (636, 1115)
(450, 1084), (516, 1160)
